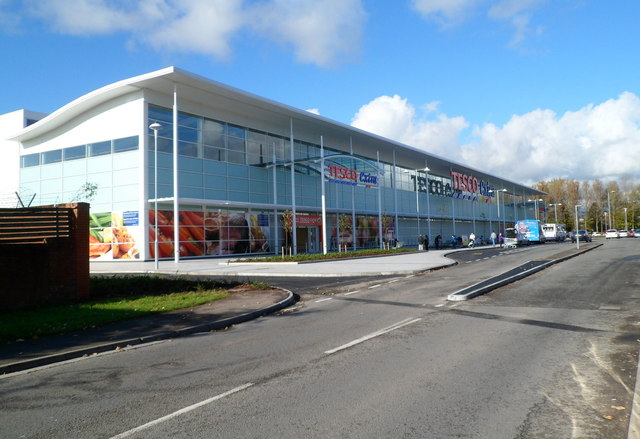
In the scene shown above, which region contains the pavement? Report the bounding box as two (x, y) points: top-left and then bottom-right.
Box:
(0, 243), (599, 375)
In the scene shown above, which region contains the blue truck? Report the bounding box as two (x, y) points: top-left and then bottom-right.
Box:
(515, 219), (546, 243)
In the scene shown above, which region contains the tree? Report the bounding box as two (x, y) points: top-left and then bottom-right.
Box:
(282, 210), (293, 251)
(71, 182), (98, 203)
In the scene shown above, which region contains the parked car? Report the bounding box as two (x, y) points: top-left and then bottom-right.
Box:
(633, 229), (640, 238)
(619, 230), (629, 238)
(630, 230), (636, 238)
(571, 230), (592, 243)
(606, 229), (619, 239)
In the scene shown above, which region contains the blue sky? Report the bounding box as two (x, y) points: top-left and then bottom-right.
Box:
(1, 0), (639, 186)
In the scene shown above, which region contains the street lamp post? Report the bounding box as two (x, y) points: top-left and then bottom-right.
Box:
(607, 190), (615, 229)
(549, 203), (562, 224)
(528, 198), (543, 221)
(490, 188), (507, 233)
(407, 166), (430, 241)
(149, 122), (162, 270)
(575, 204), (582, 249)
(425, 165), (431, 240)
(624, 207), (628, 231)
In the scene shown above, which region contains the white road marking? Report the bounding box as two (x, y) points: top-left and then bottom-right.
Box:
(388, 279), (399, 283)
(315, 298), (333, 303)
(368, 284), (381, 289)
(324, 317), (422, 355)
(343, 290), (360, 296)
(109, 383), (254, 438)
(405, 275), (414, 278)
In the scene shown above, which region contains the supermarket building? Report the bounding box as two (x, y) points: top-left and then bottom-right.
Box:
(1, 67), (544, 261)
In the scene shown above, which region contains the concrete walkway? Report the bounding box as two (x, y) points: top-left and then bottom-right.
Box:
(90, 248), (457, 278)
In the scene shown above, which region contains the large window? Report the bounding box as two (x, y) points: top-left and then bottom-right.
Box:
(21, 153), (40, 167)
(21, 136), (139, 168)
(63, 145), (86, 161)
(42, 150), (62, 164)
(113, 136), (139, 152)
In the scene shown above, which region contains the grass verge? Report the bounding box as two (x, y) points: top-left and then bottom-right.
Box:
(0, 277), (234, 343)
(237, 247), (416, 263)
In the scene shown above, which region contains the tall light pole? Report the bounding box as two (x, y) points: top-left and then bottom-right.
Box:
(490, 188), (507, 233)
(528, 198), (543, 221)
(407, 166), (430, 239)
(425, 165), (431, 240)
(549, 203), (562, 224)
(149, 122), (162, 270)
(624, 207), (628, 231)
(607, 190), (615, 229)
(575, 204), (582, 249)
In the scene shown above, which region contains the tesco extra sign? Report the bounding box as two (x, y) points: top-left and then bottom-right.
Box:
(450, 171), (494, 197)
(328, 165), (378, 186)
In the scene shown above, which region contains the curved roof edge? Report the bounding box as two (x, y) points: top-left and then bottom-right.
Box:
(8, 66), (544, 195)
(8, 67), (178, 142)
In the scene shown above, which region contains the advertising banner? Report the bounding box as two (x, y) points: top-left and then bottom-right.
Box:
(89, 211), (143, 260)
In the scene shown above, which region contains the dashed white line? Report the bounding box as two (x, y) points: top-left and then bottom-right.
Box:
(405, 275), (414, 278)
(109, 383), (254, 438)
(315, 297), (333, 303)
(343, 290), (360, 296)
(368, 284), (381, 289)
(324, 317), (422, 355)
(388, 279), (399, 283)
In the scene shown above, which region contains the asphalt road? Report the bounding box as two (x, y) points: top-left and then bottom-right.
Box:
(1, 239), (639, 438)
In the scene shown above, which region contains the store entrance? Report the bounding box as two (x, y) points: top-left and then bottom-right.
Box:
(296, 226), (319, 253)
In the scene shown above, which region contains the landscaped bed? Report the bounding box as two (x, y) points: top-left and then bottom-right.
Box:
(0, 277), (261, 343)
(236, 247), (416, 263)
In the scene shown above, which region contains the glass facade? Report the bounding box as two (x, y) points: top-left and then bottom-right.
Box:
(145, 104), (535, 258)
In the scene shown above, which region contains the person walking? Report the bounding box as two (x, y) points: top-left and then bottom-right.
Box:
(424, 234), (429, 252)
(435, 234), (441, 249)
(498, 232), (504, 248)
(490, 231), (497, 247)
(469, 232), (476, 248)
(451, 234), (457, 248)
(418, 234), (424, 251)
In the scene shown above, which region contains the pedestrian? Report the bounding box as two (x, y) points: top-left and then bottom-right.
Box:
(490, 231), (497, 247)
(435, 234), (441, 249)
(451, 234), (457, 248)
(469, 232), (476, 248)
(424, 234), (429, 252)
(418, 234), (424, 251)
(498, 232), (504, 248)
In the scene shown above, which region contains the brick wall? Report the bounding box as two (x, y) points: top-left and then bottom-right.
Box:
(0, 203), (89, 311)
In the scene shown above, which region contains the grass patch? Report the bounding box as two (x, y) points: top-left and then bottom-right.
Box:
(237, 247), (415, 263)
(0, 276), (237, 343)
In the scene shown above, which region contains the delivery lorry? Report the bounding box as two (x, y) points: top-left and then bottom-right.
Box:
(514, 219), (546, 244)
(542, 223), (566, 241)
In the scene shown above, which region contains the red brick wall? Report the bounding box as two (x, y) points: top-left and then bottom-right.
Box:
(0, 203), (89, 311)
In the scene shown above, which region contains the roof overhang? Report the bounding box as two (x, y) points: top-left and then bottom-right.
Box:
(8, 66), (544, 196)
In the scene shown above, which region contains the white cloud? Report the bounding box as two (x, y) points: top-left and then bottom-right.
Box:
(351, 92), (640, 185)
(143, 0), (243, 59)
(26, 0), (136, 34)
(21, 0), (365, 66)
(306, 108), (321, 115)
(488, 0), (546, 47)
(250, 0), (366, 67)
(412, 0), (546, 47)
(461, 92), (640, 184)
(350, 94), (468, 156)
(410, 0), (483, 26)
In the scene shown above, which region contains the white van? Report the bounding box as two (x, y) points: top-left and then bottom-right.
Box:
(542, 223), (566, 242)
